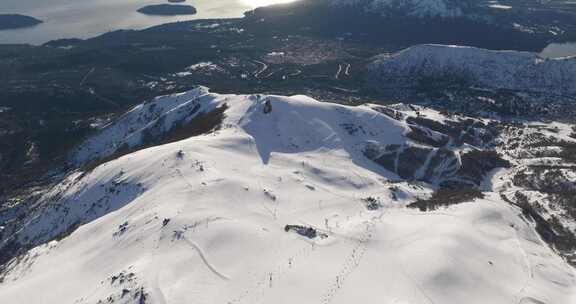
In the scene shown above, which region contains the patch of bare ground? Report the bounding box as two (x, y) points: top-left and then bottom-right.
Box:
(408, 187), (484, 211)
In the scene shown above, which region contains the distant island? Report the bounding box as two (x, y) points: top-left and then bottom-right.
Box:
(137, 4), (197, 16)
(168, 0), (187, 3)
(0, 14), (42, 30)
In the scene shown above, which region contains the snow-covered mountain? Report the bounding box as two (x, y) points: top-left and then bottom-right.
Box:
(70, 87), (224, 166)
(329, 0), (475, 18)
(1, 88), (575, 304)
(369, 44), (576, 97)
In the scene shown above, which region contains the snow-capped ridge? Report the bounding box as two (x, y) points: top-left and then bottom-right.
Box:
(369, 44), (576, 96)
(71, 87), (411, 168)
(71, 86), (216, 165)
(71, 87), (511, 189)
(390, 43), (538, 58)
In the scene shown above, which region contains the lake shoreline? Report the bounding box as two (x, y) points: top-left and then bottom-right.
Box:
(0, 0), (258, 45)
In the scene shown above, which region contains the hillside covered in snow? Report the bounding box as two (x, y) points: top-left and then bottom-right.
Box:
(0, 88), (575, 304)
(369, 44), (576, 97)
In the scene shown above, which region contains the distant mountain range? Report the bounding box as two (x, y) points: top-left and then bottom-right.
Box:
(329, 0), (476, 18)
(369, 44), (576, 97)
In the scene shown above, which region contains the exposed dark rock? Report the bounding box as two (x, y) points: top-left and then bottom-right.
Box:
(284, 225), (325, 239)
(263, 100), (273, 114)
(162, 218), (171, 227)
(362, 196), (383, 210)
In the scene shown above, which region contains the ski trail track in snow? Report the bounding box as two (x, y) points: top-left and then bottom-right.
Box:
(182, 237), (231, 281)
(227, 241), (317, 304)
(320, 221), (376, 304)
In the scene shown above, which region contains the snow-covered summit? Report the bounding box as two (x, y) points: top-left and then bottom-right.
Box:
(1, 88), (575, 304)
(369, 44), (576, 96)
(71, 86), (408, 167)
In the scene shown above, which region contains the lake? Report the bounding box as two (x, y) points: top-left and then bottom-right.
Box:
(0, 0), (297, 45)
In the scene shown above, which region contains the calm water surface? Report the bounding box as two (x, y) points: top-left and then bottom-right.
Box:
(0, 0), (297, 44)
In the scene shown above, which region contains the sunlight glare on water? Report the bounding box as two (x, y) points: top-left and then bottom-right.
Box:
(241, 0), (299, 8)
